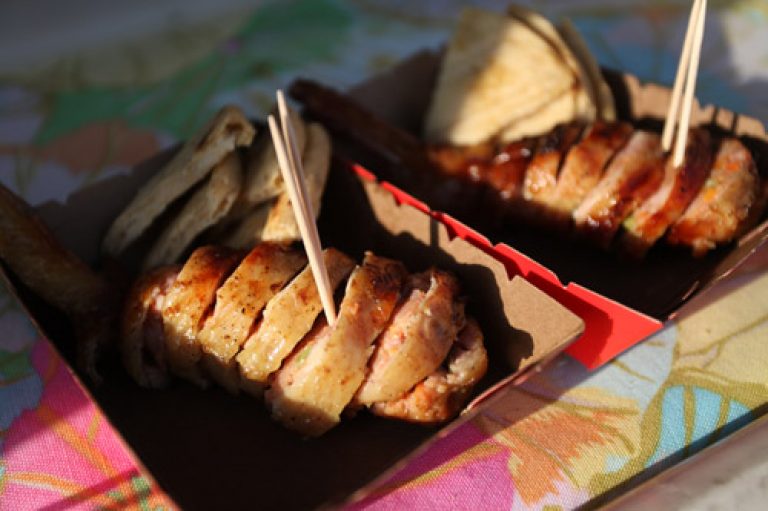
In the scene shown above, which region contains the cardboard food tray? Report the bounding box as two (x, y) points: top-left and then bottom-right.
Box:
(1, 144), (583, 509)
(306, 49), (768, 368)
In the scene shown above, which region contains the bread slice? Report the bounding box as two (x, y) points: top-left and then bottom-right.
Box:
(103, 106), (255, 256)
(262, 123), (332, 243)
(425, 7), (613, 145)
(424, 7), (576, 145)
(143, 151), (243, 269)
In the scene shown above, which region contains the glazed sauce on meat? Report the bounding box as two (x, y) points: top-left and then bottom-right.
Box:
(623, 129), (714, 255)
(573, 131), (666, 247)
(551, 121), (633, 214)
(522, 122), (584, 204)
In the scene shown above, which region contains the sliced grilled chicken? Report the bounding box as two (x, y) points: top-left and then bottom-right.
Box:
(371, 318), (487, 424)
(668, 138), (763, 255)
(355, 269), (465, 404)
(198, 243), (306, 392)
(427, 140), (496, 177)
(522, 122), (584, 208)
(162, 246), (241, 387)
(549, 121), (632, 217)
(622, 129), (714, 257)
(573, 131), (666, 247)
(121, 265), (180, 388)
(267, 253), (407, 436)
(474, 138), (536, 203)
(237, 248), (355, 397)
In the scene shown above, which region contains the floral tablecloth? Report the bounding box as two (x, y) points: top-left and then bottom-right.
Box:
(1, 1), (767, 509)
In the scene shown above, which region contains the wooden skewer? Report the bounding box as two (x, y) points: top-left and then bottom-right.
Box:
(662, 0), (704, 152)
(672, 0), (707, 168)
(268, 107), (337, 324)
(662, 0), (707, 167)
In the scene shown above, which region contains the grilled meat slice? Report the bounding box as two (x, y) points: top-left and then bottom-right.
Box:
(162, 246), (241, 386)
(668, 138), (764, 255)
(371, 318), (487, 424)
(198, 243), (306, 392)
(267, 253), (406, 436)
(522, 122), (584, 209)
(237, 248), (355, 397)
(549, 121), (633, 216)
(121, 265), (180, 388)
(426, 141), (497, 177)
(573, 131), (666, 247)
(473, 138), (537, 208)
(355, 269), (465, 404)
(622, 129), (714, 257)
(428, 137), (536, 218)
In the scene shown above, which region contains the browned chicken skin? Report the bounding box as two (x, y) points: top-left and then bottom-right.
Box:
(573, 131), (666, 247)
(267, 252), (407, 436)
(550, 121), (633, 216)
(120, 244), (487, 436)
(121, 265), (180, 388)
(236, 248), (355, 397)
(371, 318), (487, 424)
(198, 243), (306, 392)
(290, 79), (765, 257)
(522, 122), (584, 208)
(668, 138), (763, 255)
(355, 269), (465, 404)
(162, 245), (241, 387)
(622, 129), (714, 256)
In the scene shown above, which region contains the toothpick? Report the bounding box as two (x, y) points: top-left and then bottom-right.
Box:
(662, 0), (707, 167)
(672, 0), (707, 168)
(662, 0), (703, 152)
(268, 112), (337, 325)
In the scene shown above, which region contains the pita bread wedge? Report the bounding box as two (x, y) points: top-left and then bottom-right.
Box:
(499, 86), (594, 142)
(424, 7), (576, 145)
(262, 123), (332, 243)
(221, 200), (272, 250)
(558, 18), (615, 121)
(142, 151), (243, 269)
(233, 107), (307, 216)
(103, 106), (255, 256)
(495, 5), (599, 141)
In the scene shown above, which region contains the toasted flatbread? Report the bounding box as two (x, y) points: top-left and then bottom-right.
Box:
(234, 107), (307, 213)
(558, 18), (616, 121)
(262, 123), (332, 243)
(142, 151), (243, 269)
(426, 7), (613, 144)
(499, 87), (594, 142)
(220, 200), (272, 249)
(424, 7), (576, 145)
(103, 106), (255, 256)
